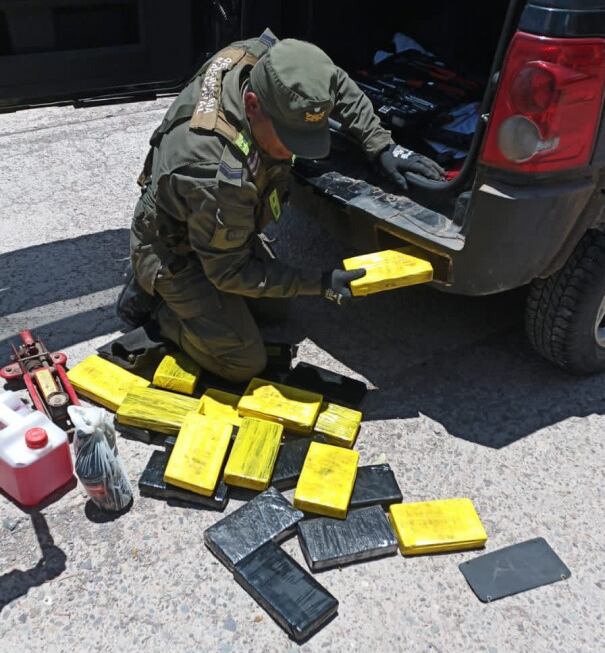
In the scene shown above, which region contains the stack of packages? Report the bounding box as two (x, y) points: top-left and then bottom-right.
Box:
(66, 348), (493, 642)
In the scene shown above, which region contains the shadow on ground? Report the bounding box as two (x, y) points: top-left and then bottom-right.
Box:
(266, 289), (605, 449)
(0, 229), (128, 358)
(0, 512), (67, 613)
(263, 198), (605, 449)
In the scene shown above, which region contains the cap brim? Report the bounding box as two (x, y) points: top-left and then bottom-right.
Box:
(272, 120), (331, 159)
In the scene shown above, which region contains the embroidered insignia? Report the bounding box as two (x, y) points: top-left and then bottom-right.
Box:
(234, 131), (252, 156)
(218, 161), (242, 181)
(259, 30), (277, 47)
(194, 56), (234, 116)
(269, 188), (281, 221)
(304, 110), (326, 123)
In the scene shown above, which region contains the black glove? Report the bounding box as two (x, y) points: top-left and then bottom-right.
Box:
(321, 268), (366, 305)
(377, 144), (444, 191)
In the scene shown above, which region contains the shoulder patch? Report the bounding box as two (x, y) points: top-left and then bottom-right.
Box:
(259, 28), (278, 48)
(217, 146), (244, 187)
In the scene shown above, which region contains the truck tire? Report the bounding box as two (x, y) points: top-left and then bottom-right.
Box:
(526, 229), (605, 374)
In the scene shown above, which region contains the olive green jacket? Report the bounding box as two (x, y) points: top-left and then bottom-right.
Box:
(132, 29), (393, 298)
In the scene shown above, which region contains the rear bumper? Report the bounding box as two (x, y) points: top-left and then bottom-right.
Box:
(292, 164), (597, 296)
(448, 169), (596, 295)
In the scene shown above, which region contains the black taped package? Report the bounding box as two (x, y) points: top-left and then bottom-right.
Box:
(349, 464), (403, 510)
(139, 450), (230, 510)
(297, 505), (399, 572)
(234, 540), (338, 642)
(204, 487), (303, 570)
(114, 419), (166, 446)
(286, 362), (367, 406)
(272, 437), (312, 490)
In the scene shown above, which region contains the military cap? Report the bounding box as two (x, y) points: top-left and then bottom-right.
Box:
(249, 39), (336, 159)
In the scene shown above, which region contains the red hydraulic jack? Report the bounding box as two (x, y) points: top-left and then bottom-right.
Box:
(0, 330), (80, 438)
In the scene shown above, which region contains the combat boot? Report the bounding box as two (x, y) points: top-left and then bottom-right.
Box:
(116, 268), (160, 328)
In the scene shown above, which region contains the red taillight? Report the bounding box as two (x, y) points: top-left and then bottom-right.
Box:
(481, 32), (605, 173)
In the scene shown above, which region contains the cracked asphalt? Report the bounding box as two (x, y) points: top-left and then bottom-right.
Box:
(1, 100), (604, 653)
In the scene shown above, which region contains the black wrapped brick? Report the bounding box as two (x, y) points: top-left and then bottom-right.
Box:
(297, 505), (399, 572)
(349, 464), (403, 510)
(138, 450), (229, 511)
(204, 487), (303, 570)
(234, 540), (338, 642)
(286, 362), (367, 407)
(272, 437), (312, 490)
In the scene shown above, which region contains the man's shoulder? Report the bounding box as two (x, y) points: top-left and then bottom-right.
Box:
(159, 120), (228, 172)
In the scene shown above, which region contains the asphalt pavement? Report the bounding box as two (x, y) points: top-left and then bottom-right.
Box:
(1, 100), (604, 653)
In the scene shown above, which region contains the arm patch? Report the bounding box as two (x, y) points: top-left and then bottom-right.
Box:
(216, 146), (244, 187)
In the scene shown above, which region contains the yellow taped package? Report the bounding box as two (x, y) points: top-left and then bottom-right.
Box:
(294, 441), (359, 519)
(238, 378), (323, 433)
(116, 386), (200, 435)
(343, 247), (433, 296)
(198, 389), (242, 426)
(314, 402), (362, 448)
(389, 498), (488, 556)
(152, 353), (200, 395)
(67, 355), (149, 411)
(164, 413), (232, 495)
(224, 418), (283, 491)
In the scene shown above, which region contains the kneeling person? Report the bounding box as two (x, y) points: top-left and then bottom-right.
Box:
(118, 30), (442, 383)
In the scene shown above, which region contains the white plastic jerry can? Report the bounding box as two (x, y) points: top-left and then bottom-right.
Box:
(0, 391), (73, 507)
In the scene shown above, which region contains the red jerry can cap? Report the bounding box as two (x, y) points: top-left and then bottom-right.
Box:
(25, 427), (49, 449)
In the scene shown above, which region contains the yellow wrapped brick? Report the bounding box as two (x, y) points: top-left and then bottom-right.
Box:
(238, 378), (322, 433)
(116, 386), (200, 435)
(294, 441), (359, 519)
(224, 418), (283, 491)
(343, 247), (433, 296)
(67, 355), (149, 411)
(153, 353), (200, 395)
(314, 402), (362, 448)
(389, 498), (488, 556)
(198, 389), (242, 426)
(164, 413), (232, 495)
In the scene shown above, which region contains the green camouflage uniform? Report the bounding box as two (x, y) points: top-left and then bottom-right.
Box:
(130, 28), (392, 382)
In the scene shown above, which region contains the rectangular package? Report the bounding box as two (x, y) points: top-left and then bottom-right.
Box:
(286, 362), (367, 406)
(272, 437), (312, 490)
(349, 464), (403, 510)
(164, 412), (232, 495)
(298, 505), (398, 571)
(238, 378), (323, 433)
(152, 353), (200, 395)
(139, 450), (229, 510)
(314, 402), (362, 448)
(343, 247), (433, 296)
(294, 442), (359, 519)
(116, 386), (200, 435)
(234, 541), (338, 642)
(67, 355), (149, 411)
(389, 498), (488, 555)
(197, 388), (242, 427)
(459, 537), (571, 603)
(224, 418), (282, 491)
(204, 487), (303, 570)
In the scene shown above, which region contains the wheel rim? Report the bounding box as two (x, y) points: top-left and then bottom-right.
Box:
(595, 294), (605, 347)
